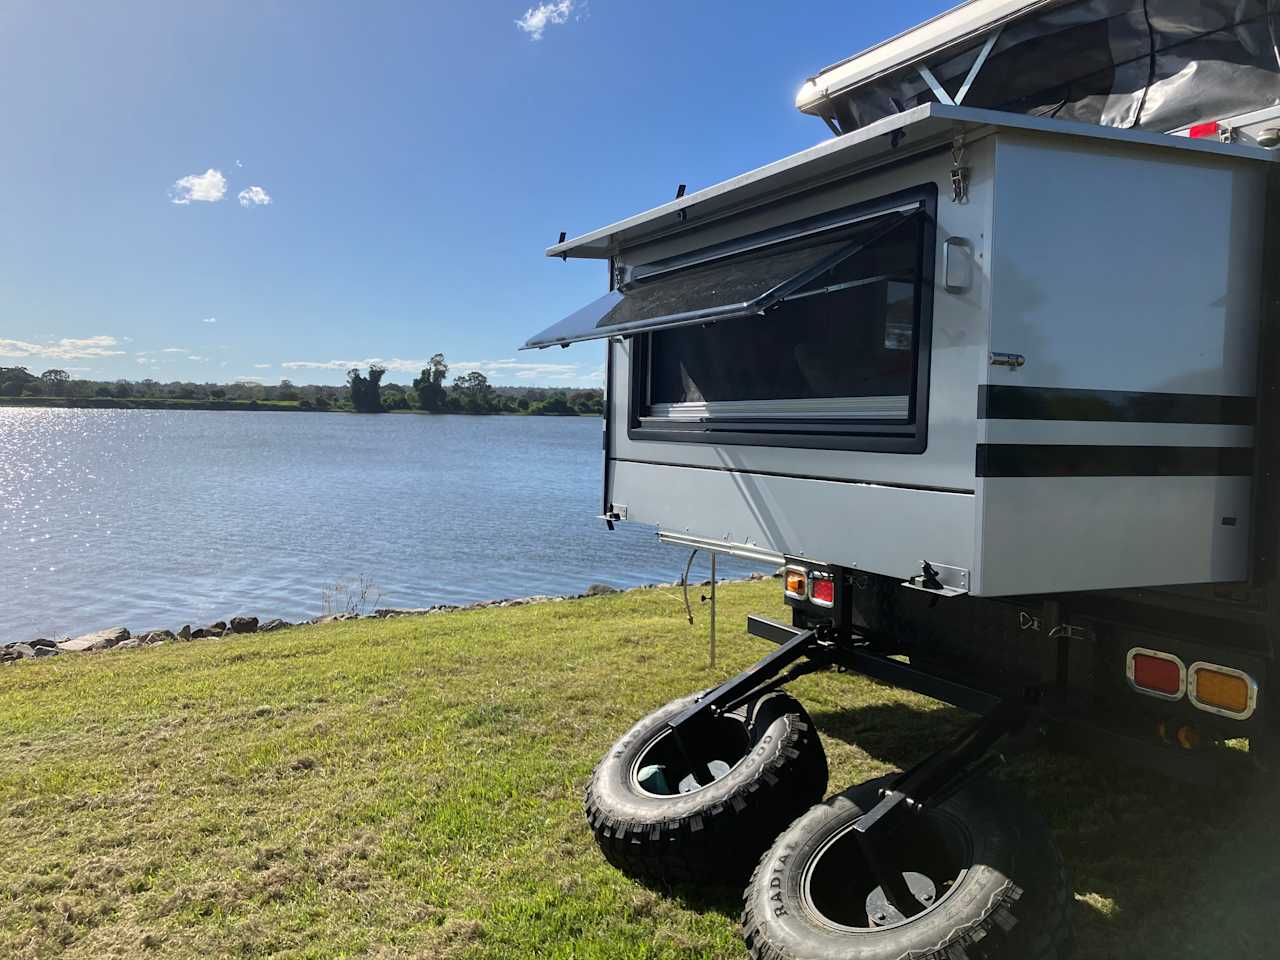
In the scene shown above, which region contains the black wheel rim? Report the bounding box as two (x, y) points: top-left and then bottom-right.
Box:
(799, 806), (972, 932)
(628, 713), (752, 797)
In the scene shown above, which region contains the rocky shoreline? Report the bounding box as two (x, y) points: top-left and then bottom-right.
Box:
(1, 573), (775, 666)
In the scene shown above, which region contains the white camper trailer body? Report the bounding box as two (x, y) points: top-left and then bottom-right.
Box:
(534, 4), (1280, 954)
(535, 104), (1275, 597)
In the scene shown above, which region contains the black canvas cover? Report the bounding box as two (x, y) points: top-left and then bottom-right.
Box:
(815, 0), (1280, 135)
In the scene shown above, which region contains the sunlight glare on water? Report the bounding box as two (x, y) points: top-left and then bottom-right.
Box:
(0, 408), (766, 643)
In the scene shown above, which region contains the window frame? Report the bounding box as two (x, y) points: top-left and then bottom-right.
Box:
(626, 183), (938, 454)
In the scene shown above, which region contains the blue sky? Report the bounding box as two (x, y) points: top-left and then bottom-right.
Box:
(0, 0), (950, 387)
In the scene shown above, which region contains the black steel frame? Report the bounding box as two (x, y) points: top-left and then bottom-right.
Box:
(667, 616), (1026, 918)
(666, 607), (1262, 917)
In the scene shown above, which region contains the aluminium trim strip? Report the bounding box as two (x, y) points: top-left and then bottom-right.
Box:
(645, 395), (911, 422)
(614, 457), (975, 495)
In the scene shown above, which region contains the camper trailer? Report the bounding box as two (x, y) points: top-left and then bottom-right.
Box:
(526, 2), (1280, 957)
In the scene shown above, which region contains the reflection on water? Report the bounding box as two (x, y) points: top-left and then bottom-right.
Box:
(0, 408), (765, 642)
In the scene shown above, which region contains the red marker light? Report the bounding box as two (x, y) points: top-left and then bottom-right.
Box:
(1189, 121), (1220, 140)
(811, 576), (835, 607)
(1127, 649), (1185, 700)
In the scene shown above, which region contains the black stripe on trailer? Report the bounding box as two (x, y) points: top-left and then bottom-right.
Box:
(977, 386), (1256, 425)
(975, 444), (1255, 478)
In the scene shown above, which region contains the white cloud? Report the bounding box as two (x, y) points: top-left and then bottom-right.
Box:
(161, 347), (189, 353)
(451, 358), (584, 381)
(515, 0), (574, 40)
(169, 169), (227, 204)
(281, 355), (590, 382)
(0, 335), (125, 361)
(202, 317), (217, 324)
(187, 355), (207, 362)
(253, 363), (272, 369)
(236, 376), (268, 384)
(235, 160), (243, 168)
(238, 185), (271, 207)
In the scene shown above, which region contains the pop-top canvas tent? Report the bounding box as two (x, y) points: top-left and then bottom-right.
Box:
(796, 0), (1280, 135)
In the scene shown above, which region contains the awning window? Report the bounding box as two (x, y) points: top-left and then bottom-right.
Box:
(523, 205), (921, 349)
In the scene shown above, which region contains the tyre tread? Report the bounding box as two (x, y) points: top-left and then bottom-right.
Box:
(585, 704), (827, 884)
(741, 784), (1073, 960)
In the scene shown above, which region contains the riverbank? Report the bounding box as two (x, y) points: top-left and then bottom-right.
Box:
(0, 396), (598, 415)
(2, 579), (1276, 958)
(0, 580), (679, 661)
(0, 395), (319, 413)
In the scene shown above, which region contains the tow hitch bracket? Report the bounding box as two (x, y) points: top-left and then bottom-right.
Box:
(666, 626), (835, 772)
(851, 698), (1028, 917)
(741, 614), (1031, 920)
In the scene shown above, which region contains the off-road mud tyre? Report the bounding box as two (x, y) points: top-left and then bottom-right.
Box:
(585, 689), (828, 885)
(742, 774), (1072, 960)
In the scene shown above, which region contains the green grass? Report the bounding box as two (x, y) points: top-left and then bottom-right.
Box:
(1, 580), (1275, 959)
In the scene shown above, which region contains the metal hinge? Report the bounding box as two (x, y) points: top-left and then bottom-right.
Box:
(950, 137), (970, 203)
(990, 352), (1026, 368)
(902, 561), (969, 598)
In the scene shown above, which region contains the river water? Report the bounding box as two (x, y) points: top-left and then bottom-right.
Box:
(0, 408), (765, 643)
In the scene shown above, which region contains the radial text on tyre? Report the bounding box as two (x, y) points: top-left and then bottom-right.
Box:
(742, 774), (1072, 960)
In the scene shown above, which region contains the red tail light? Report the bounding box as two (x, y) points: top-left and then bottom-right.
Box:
(811, 576), (835, 607)
(1126, 648), (1185, 700)
(1189, 121), (1221, 140)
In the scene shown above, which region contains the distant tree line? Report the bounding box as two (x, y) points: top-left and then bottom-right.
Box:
(348, 355), (602, 415)
(0, 359), (603, 417)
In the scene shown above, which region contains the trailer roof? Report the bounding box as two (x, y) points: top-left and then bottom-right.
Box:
(548, 102), (1275, 260)
(794, 0), (1064, 117)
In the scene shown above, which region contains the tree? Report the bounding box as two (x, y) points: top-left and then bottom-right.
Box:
(23, 381), (45, 397)
(569, 390), (603, 415)
(0, 366), (34, 386)
(277, 379), (299, 402)
(381, 383), (410, 410)
(412, 353), (449, 412)
(347, 366), (386, 413)
(530, 392), (573, 416)
(451, 370), (494, 414)
(40, 369), (70, 397)
(1, 381), (22, 397)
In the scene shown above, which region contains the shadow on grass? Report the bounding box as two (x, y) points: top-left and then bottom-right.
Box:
(646, 877), (746, 921)
(808, 702), (1280, 959)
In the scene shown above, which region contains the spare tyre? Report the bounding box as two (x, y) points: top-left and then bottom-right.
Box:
(742, 774), (1071, 960)
(585, 688), (828, 885)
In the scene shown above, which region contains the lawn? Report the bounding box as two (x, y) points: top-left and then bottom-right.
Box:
(1, 580), (1275, 959)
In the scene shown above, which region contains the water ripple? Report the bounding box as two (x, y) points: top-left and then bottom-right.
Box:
(0, 409), (764, 642)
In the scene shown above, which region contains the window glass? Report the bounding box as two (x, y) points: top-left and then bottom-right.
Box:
(647, 217), (921, 412)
